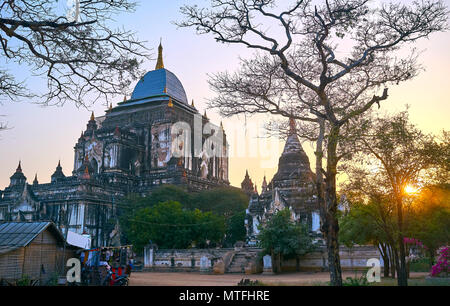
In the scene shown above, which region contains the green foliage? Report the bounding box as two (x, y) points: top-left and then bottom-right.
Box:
(237, 279), (265, 286)
(44, 272), (60, 286)
(122, 201), (225, 251)
(191, 187), (248, 246)
(190, 187), (248, 216)
(410, 257), (433, 272)
(145, 185), (193, 207)
(224, 210), (247, 247)
(118, 185), (248, 249)
(127, 185), (192, 209)
(258, 209), (314, 258)
(15, 275), (36, 286)
(406, 185), (450, 257)
(339, 199), (396, 247)
(190, 208), (226, 248)
(342, 275), (369, 286)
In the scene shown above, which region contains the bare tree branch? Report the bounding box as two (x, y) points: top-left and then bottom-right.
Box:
(0, 0), (150, 107)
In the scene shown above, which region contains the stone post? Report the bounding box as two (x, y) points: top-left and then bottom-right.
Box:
(144, 246), (154, 268)
(262, 254), (274, 274)
(200, 255), (211, 274)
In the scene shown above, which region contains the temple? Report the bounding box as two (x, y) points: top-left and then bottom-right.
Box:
(243, 118), (320, 245)
(0, 43), (229, 247)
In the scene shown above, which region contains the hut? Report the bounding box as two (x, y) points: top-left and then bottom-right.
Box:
(0, 221), (78, 285)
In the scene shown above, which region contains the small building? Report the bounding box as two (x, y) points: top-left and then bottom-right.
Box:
(0, 221), (78, 285)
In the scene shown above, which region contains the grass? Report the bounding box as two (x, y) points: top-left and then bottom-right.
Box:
(238, 277), (450, 286)
(234, 270), (450, 286)
(371, 277), (449, 286)
(248, 274), (450, 286)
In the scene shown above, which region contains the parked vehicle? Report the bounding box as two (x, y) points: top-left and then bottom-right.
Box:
(77, 245), (134, 286)
(102, 268), (129, 286)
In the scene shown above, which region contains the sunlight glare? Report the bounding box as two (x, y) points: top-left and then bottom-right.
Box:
(404, 185), (419, 195)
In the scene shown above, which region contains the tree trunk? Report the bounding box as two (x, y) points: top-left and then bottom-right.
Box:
(384, 255), (390, 278)
(324, 125), (343, 286)
(271, 251), (282, 274)
(279, 253), (282, 273)
(396, 196), (408, 286)
(407, 261), (410, 279)
(271, 250), (275, 273)
(378, 243), (390, 278)
(428, 249), (435, 268)
(386, 242), (397, 278)
(326, 216), (342, 286)
(315, 119), (326, 237)
(388, 244), (397, 279)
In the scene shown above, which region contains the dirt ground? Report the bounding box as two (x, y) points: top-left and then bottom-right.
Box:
(129, 271), (429, 286)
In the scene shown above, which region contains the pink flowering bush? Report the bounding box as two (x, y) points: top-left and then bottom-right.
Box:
(430, 247), (449, 277)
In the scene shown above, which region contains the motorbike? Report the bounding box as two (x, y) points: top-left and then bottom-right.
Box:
(102, 268), (129, 286)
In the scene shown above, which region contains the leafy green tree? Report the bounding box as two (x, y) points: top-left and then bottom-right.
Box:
(224, 210), (247, 247)
(118, 186), (191, 241)
(144, 185), (192, 208)
(190, 209), (226, 248)
(121, 201), (226, 251)
(349, 111), (445, 285)
(258, 209), (314, 273)
(340, 198), (397, 278)
(341, 185), (450, 278)
(118, 186), (247, 249)
(340, 111), (449, 281)
(191, 187), (248, 246)
(407, 185), (450, 267)
(191, 187), (248, 216)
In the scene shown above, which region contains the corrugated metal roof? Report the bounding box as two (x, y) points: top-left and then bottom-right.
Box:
(0, 222), (64, 254)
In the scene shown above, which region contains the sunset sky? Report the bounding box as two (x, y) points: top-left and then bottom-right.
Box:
(0, 0), (449, 190)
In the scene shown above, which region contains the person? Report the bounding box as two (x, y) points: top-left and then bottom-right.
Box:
(125, 257), (134, 276)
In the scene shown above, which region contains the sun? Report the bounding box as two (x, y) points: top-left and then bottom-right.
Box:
(404, 185), (419, 195)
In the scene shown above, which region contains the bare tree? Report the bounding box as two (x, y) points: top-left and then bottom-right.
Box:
(0, 0), (150, 107)
(178, 0), (448, 286)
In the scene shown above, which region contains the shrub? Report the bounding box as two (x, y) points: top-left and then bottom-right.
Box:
(410, 257), (432, 272)
(237, 279), (264, 286)
(15, 275), (36, 286)
(342, 275), (369, 286)
(431, 246), (449, 277)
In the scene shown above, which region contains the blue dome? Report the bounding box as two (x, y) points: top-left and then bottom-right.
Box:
(131, 68), (188, 104)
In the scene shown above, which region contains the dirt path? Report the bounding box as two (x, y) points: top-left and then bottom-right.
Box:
(129, 271), (429, 286)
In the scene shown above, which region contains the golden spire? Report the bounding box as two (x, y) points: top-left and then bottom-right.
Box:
(155, 41), (164, 70)
(168, 97), (173, 108)
(90, 112), (95, 121)
(109, 103), (113, 111)
(191, 99), (195, 107)
(163, 86), (167, 94)
(123, 95), (127, 102)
